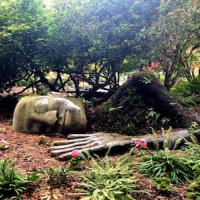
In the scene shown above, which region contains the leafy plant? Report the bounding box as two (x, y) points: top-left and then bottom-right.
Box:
(68, 150), (91, 171)
(187, 177), (200, 200)
(69, 150), (83, 170)
(185, 142), (200, 161)
(78, 155), (141, 200)
(139, 149), (193, 185)
(39, 167), (69, 186)
(155, 177), (172, 191)
(146, 108), (160, 125)
(192, 160), (200, 178)
(38, 135), (52, 146)
(0, 159), (39, 199)
(171, 79), (196, 107)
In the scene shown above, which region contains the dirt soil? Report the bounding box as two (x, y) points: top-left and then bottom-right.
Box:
(0, 119), (191, 200)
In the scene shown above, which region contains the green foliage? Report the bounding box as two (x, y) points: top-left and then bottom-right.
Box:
(188, 122), (200, 138)
(185, 142), (200, 199)
(38, 135), (52, 146)
(0, 159), (39, 199)
(70, 157), (83, 171)
(150, 127), (190, 150)
(39, 167), (69, 186)
(78, 155), (141, 200)
(155, 177), (172, 191)
(190, 76), (200, 94)
(69, 151), (91, 171)
(171, 77), (200, 107)
(0, 0), (49, 92)
(185, 142), (200, 161)
(171, 79), (196, 107)
(147, 0), (200, 89)
(0, 0), (199, 95)
(146, 108), (160, 126)
(192, 160), (200, 178)
(139, 149), (193, 184)
(37, 87), (49, 95)
(187, 176), (200, 200)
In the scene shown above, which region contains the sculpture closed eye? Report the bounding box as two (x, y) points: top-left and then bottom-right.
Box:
(12, 96), (87, 135)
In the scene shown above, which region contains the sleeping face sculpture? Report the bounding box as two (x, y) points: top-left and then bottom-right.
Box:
(12, 96), (87, 135)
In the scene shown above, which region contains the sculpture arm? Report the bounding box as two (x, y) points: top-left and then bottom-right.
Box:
(49, 129), (191, 160)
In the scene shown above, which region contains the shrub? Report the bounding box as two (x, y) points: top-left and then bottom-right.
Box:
(0, 159), (39, 199)
(139, 149), (193, 185)
(78, 155), (141, 200)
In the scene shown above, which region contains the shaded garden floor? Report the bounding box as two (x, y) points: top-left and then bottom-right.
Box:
(0, 119), (192, 200)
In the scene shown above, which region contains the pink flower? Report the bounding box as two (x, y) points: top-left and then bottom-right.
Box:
(71, 150), (79, 158)
(133, 148), (139, 154)
(135, 140), (147, 148)
(0, 139), (8, 144)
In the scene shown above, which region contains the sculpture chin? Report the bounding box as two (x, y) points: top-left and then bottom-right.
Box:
(12, 96), (87, 135)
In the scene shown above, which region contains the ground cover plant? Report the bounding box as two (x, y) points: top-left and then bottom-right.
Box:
(0, 159), (39, 199)
(38, 166), (69, 187)
(77, 155), (141, 200)
(139, 149), (193, 185)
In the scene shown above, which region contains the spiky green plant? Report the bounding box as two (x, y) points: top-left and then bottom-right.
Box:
(78, 155), (141, 200)
(185, 142), (200, 161)
(187, 176), (200, 200)
(139, 149), (193, 185)
(0, 159), (39, 199)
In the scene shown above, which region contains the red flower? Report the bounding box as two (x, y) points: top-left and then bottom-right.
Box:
(71, 150), (79, 158)
(135, 140), (147, 148)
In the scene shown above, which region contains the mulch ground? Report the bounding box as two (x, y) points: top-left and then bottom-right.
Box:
(0, 119), (192, 200)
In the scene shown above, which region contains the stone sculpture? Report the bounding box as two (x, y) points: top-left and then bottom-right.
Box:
(49, 129), (191, 160)
(12, 96), (87, 134)
(12, 73), (200, 160)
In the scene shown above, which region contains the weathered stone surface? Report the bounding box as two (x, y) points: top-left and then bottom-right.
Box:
(12, 96), (87, 135)
(49, 129), (191, 160)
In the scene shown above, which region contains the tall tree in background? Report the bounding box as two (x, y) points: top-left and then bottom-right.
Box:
(146, 0), (200, 89)
(0, 0), (48, 92)
(0, 0), (199, 97)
